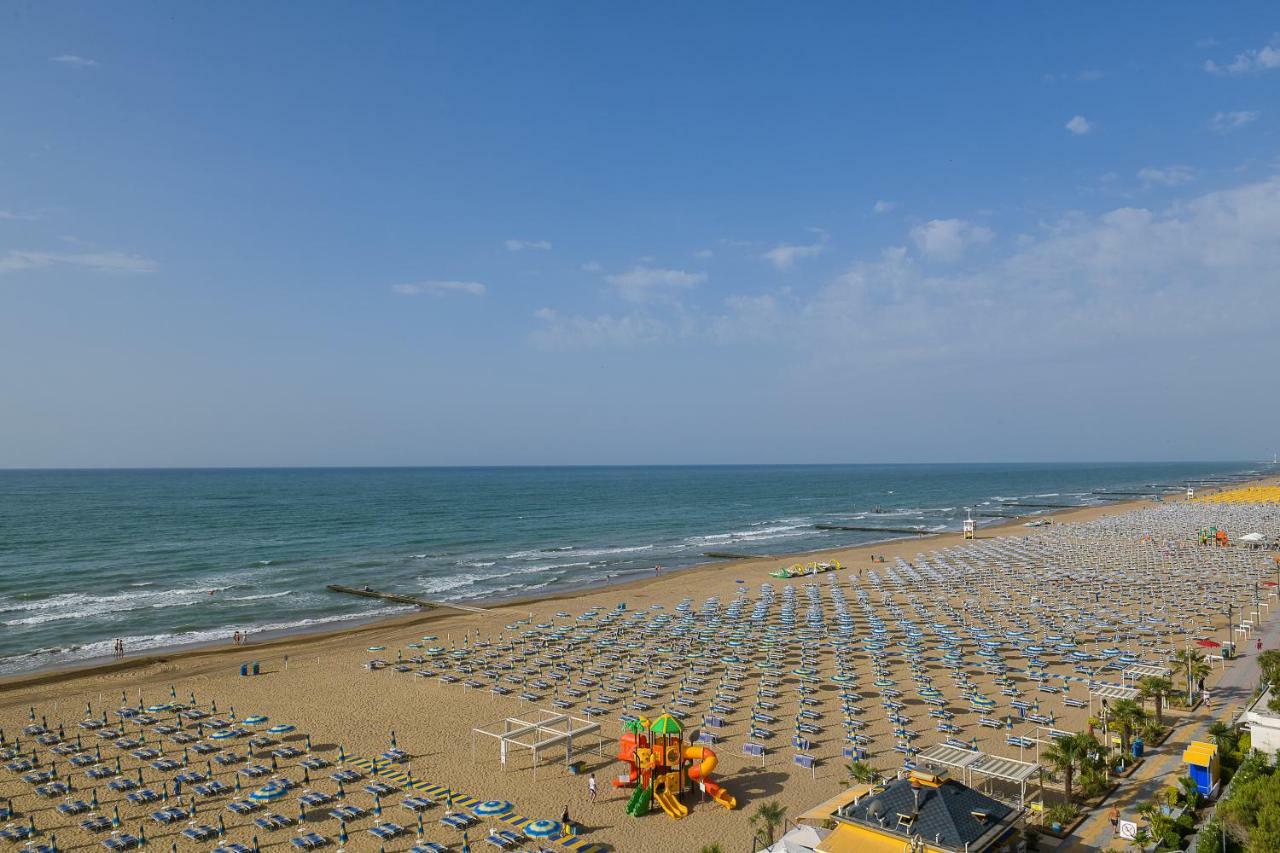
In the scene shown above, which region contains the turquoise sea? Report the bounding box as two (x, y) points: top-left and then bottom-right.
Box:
(0, 462), (1262, 674)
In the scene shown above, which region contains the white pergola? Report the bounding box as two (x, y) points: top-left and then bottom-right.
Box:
(915, 743), (1039, 807)
(1121, 663), (1172, 685)
(471, 709), (603, 774)
(1088, 683), (1139, 716)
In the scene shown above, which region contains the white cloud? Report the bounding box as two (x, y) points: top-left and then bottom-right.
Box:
(0, 210), (39, 221)
(693, 249), (714, 259)
(1065, 115), (1093, 135)
(530, 308), (674, 349)
(1137, 165), (1196, 188)
(873, 200), (897, 214)
(392, 280), (486, 296)
(761, 229), (828, 270)
(0, 249), (156, 275)
(1204, 36), (1280, 74)
(909, 219), (994, 261)
(527, 175), (1280, 356)
(503, 239), (552, 252)
(604, 266), (706, 303)
(50, 55), (98, 68)
(1210, 110), (1260, 132)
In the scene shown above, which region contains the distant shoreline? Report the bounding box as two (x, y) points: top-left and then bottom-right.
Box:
(5, 476), (1258, 692)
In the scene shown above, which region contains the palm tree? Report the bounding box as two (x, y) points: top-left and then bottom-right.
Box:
(1177, 774), (1200, 809)
(844, 759), (879, 787)
(749, 801), (788, 845)
(1109, 698), (1148, 758)
(1172, 648), (1210, 704)
(1206, 721), (1237, 755)
(1137, 676), (1173, 726)
(1041, 733), (1090, 803)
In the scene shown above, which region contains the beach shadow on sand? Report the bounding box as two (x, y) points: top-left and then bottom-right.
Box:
(720, 768), (789, 805)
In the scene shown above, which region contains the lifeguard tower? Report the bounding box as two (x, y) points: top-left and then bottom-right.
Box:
(963, 511), (975, 540)
(1183, 740), (1219, 797)
(1186, 486), (1195, 500)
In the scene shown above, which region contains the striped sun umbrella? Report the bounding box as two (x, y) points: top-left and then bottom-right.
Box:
(523, 819), (561, 839)
(473, 800), (512, 817)
(248, 781), (289, 803)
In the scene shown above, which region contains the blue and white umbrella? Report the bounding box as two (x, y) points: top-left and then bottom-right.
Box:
(266, 724), (294, 735)
(210, 730), (236, 740)
(473, 800), (512, 817)
(248, 781), (289, 803)
(242, 715), (268, 726)
(523, 820), (561, 839)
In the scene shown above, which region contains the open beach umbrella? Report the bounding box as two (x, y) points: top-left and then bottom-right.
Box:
(473, 800), (512, 817)
(523, 820), (561, 839)
(243, 716), (268, 726)
(267, 724), (294, 735)
(249, 780), (290, 803)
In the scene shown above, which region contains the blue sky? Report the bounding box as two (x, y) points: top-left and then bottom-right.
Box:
(2, 3), (1279, 466)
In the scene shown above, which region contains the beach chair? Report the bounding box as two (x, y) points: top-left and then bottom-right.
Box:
(410, 844), (449, 853)
(328, 805), (366, 822)
(81, 816), (112, 833)
(212, 845), (253, 853)
(401, 796), (436, 812)
(101, 834), (140, 851)
(181, 824), (219, 842)
(440, 811), (478, 829)
(290, 832), (329, 850)
(226, 799), (262, 815)
(368, 822), (405, 840)
(254, 812), (294, 830)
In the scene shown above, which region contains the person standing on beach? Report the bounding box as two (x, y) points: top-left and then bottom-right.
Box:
(561, 805), (572, 834)
(588, 773), (597, 802)
(1110, 805), (1119, 835)
(233, 631), (241, 646)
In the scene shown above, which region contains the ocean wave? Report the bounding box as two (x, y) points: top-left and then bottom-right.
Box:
(0, 608), (414, 676)
(0, 585), (238, 627)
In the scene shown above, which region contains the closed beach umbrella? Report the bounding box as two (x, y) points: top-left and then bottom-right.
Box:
(523, 820), (561, 839)
(338, 821), (347, 845)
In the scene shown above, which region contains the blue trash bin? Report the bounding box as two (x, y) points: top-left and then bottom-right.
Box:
(1132, 738), (1144, 758)
(239, 664), (248, 677)
(252, 661), (260, 676)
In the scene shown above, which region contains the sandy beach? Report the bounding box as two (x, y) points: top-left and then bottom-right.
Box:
(3, 482), (1276, 853)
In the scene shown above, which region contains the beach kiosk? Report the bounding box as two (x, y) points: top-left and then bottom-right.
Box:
(1183, 740), (1219, 797)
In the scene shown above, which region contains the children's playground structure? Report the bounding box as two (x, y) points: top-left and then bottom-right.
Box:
(614, 713), (737, 819)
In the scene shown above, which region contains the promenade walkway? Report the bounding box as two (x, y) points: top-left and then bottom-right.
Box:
(1067, 608), (1280, 850)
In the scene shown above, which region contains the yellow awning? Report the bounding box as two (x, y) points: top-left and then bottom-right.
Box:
(797, 785), (874, 823)
(1182, 741), (1218, 765)
(816, 823), (911, 853)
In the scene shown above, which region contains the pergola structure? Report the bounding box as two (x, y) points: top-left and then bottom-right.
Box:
(1088, 683), (1139, 715)
(1121, 663), (1172, 686)
(915, 743), (1039, 807)
(471, 709), (604, 774)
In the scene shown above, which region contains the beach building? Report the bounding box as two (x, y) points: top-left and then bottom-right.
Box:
(1240, 685), (1280, 757)
(766, 771), (1024, 853)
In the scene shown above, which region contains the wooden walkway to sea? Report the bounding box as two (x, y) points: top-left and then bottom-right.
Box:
(326, 584), (491, 614)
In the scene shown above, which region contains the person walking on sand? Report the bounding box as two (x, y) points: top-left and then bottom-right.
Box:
(588, 773), (597, 802)
(233, 631), (241, 646)
(1110, 805), (1119, 835)
(561, 805), (573, 834)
